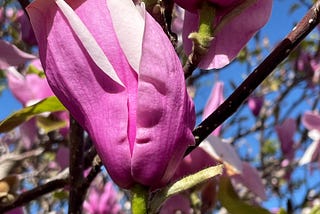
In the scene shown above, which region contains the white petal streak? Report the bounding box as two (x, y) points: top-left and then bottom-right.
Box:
(54, 0), (124, 87)
(107, 0), (145, 73)
(299, 140), (320, 165)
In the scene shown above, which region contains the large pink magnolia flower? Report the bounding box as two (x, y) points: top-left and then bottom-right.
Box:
(27, 0), (195, 189)
(174, 0), (272, 69)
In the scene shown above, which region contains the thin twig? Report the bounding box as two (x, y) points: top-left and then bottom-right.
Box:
(185, 0), (320, 156)
(0, 178), (68, 213)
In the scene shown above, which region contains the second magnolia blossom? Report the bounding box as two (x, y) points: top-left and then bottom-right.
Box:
(174, 0), (272, 69)
(27, 0), (195, 189)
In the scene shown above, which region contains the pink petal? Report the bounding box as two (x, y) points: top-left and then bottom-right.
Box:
(56, 146), (69, 169)
(28, 0), (134, 188)
(54, 0), (124, 87)
(275, 118), (296, 157)
(202, 81), (224, 136)
(175, 0), (243, 13)
(0, 40), (36, 69)
(131, 10), (195, 187)
(7, 68), (53, 106)
(160, 194), (190, 214)
(248, 96), (263, 116)
(200, 135), (242, 173)
(232, 162), (267, 200)
(182, 0), (272, 69)
(173, 147), (219, 180)
(107, 0), (144, 73)
(302, 112), (320, 131)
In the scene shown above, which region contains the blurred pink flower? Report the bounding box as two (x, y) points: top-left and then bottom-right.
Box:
(295, 52), (320, 87)
(275, 118), (296, 160)
(6, 62), (69, 149)
(0, 40), (35, 69)
(248, 96), (264, 116)
(83, 182), (122, 214)
(232, 161), (267, 200)
(160, 194), (190, 214)
(55, 146), (69, 170)
(174, 0), (272, 69)
(6, 64), (53, 106)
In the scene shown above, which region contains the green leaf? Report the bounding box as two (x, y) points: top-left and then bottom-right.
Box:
(218, 177), (270, 214)
(37, 116), (67, 134)
(26, 64), (46, 78)
(0, 96), (66, 133)
(150, 164), (223, 213)
(277, 208), (287, 214)
(310, 205), (320, 214)
(53, 190), (69, 200)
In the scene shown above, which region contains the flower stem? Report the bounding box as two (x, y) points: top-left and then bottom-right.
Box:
(184, 2), (216, 78)
(131, 184), (149, 214)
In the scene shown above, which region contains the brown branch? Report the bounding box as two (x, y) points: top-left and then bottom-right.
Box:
(185, 0), (320, 156)
(0, 178), (68, 213)
(68, 117), (85, 214)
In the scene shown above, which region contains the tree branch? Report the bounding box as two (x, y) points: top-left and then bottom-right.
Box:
(0, 178), (68, 213)
(185, 0), (320, 156)
(68, 117), (85, 214)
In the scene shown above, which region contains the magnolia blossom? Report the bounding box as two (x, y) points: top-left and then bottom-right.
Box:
(6, 62), (53, 106)
(275, 118), (296, 161)
(6, 62), (54, 149)
(299, 112), (320, 165)
(83, 182), (122, 214)
(6, 61), (69, 150)
(174, 0), (272, 69)
(295, 52), (320, 87)
(27, 0), (195, 189)
(248, 96), (264, 116)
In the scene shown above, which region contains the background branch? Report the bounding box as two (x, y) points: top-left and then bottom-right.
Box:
(0, 178), (68, 213)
